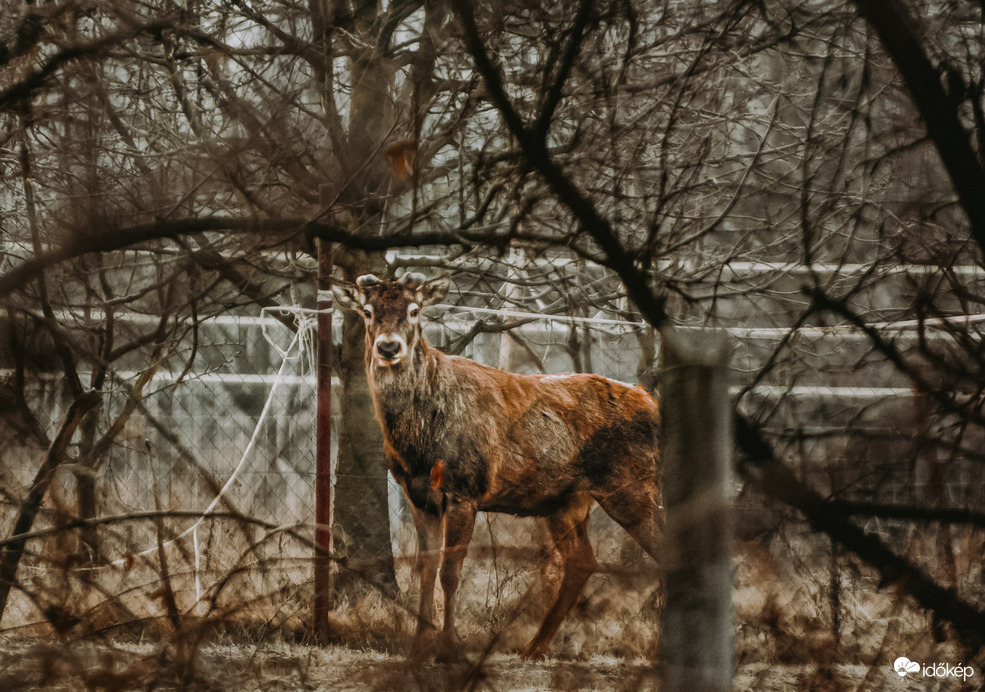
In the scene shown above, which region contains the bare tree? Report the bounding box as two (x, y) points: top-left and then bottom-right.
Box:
(2, 0), (984, 678)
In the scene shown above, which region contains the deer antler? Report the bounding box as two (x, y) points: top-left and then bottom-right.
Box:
(356, 274), (383, 288)
(398, 272), (426, 289)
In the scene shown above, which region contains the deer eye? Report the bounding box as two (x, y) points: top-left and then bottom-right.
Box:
(361, 305), (374, 320)
(408, 304), (420, 319)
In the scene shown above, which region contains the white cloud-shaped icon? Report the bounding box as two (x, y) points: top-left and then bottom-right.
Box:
(894, 657), (920, 677)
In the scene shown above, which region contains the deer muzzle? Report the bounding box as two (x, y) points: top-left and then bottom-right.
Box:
(373, 334), (408, 365)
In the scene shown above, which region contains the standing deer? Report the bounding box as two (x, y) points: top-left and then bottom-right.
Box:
(333, 272), (663, 660)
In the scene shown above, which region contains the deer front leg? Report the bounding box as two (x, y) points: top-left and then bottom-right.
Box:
(436, 498), (477, 663)
(410, 505), (441, 658)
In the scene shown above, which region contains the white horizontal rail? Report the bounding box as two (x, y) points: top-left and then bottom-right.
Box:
(735, 385), (915, 399)
(5, 239), (981, 277)
(0, 368), (327, 388)
(717, 313), (985, 338)
(389, 251), (985, 278)
(22, 309), (298, 328)
(2, 367), (935, 401)
(717, 261), (984, 278)
(25, 303), (985, 339)
(433, 303), (646, 328)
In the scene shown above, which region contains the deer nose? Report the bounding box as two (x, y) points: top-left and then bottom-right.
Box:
(376, 339), (403, 361)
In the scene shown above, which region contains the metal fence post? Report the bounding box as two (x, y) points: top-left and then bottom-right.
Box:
(313, 236), (334, 642)
(658, 327), (733, 691)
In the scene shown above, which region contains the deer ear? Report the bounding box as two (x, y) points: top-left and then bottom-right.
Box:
(417, 273), (450, 307)
(334, 273), (383, 309)
(332, 282), (363, 311)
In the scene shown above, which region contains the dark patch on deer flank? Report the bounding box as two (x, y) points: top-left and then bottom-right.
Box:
(579, 411), (660, 485)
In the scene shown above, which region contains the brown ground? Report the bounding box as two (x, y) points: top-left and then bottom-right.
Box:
(0, 639), (976, 691)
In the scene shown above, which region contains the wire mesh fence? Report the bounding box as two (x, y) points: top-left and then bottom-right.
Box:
(0, 306), (653, 636)
(1, 295), (983, 682)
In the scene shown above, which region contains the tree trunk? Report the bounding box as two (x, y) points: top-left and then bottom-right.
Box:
(75, 408), (102, 564)
(334, 262), (397, 596)
(306, 0), (400, 599)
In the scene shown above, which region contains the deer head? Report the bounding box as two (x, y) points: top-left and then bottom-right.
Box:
(333, 273), (451, 368)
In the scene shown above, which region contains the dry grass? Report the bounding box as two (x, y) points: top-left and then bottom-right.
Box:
(1, 510), (984, 690)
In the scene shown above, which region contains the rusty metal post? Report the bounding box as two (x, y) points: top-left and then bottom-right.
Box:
(313, 237), (334, 642)
(659, 327), (733, 691)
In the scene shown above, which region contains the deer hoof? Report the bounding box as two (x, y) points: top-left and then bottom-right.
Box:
(410, 627), (437, 660)
(518, 640), (549, 661)
(434, 630), (464, 664)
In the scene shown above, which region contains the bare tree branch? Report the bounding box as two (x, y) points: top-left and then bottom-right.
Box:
(853, 0), (985, 257)
(450, 0), (668, 329)
(735, 413), (985, 652)
(0, 18), (176, 113)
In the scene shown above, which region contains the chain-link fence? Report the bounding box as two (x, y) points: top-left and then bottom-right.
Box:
(0, 313), (322, 633)
(2, 293), (983, 669)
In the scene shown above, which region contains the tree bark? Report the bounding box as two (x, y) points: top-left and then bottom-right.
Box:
(305, 0), (400, 599)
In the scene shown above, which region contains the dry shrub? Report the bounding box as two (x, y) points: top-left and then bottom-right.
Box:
(733, 523), (985, 691)
(3, 501), (985, 690)
(324, 585), (412, 652)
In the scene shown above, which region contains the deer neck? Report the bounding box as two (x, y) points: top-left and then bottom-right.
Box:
(367, 337), (448, 466)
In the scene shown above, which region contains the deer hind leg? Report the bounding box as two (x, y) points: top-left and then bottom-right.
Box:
(593, 474), (665, 610)
(599, 491), (663, 562)
(538, 517), (565, 607)
(593, 462), (663, 562)
(436, 498), (478, 663)
(520, 495), (597, 660)
(410, 505), (441, 657)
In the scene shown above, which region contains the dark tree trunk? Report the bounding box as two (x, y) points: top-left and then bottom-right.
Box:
(75, 409), (102, 564)
(325, 0), (400, 599)
(334, 273), (398, 597)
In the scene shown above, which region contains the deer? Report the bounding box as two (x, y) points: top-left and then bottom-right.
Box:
(333, 272), (663, 661)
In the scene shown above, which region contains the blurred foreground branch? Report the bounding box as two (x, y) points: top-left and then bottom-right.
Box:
(0, 388), (101, 621)
(735, 414), (985, 653)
